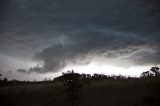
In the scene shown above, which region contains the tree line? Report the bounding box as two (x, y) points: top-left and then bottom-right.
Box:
(0, 67), (159, 85)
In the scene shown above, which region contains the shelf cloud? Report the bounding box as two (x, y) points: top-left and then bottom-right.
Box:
(0, 0), (160, 75)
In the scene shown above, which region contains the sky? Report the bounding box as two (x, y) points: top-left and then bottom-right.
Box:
(0, 0), (160, 81)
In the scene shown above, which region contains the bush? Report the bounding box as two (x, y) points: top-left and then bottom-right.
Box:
(62, 70), (81, 101)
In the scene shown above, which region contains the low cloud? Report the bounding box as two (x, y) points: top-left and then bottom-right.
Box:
(25, 30), (158, 73)
(17, 69), (27, 73)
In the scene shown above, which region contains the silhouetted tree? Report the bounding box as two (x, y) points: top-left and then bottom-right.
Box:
(150, 67), (160, 76)
(0, 71), (2, 81)
(140, 71), (153, 78)
(3, 77), (8, 82)
(140, 67), (160, 78)
(62, 70), (81, 102)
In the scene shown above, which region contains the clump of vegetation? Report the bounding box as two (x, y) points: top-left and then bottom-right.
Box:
(140, 67), (160, 78)
(62, 70), (81, 101)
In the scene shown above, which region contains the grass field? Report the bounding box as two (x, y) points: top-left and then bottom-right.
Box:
(0, 76), (160, 106)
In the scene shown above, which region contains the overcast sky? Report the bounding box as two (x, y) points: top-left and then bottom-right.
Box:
(0, 0), (160, 80)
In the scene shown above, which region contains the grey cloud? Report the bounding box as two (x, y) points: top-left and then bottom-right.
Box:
(0, 0), (160, 74)
(30, 30), (150, 73)
(17, 69), (27, 73)
(128, 49), (160, 66)
(17, 65), (44, 74)
(1, 0), (160, 33)
(132, 0), (160, 33)
(1, 0), (159, 53)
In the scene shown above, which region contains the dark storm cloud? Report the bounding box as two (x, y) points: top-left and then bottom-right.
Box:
(31, 30), (148, 73)
(133, 0), (160, 15)
(0, 0), (160, 74)
(132, 0), (160, 35)
(17, 69), (27, 73)
(17, 65), (44, 74)
(128, 49), (160, 66)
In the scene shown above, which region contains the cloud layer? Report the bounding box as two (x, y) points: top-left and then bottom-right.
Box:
(31, 29), (159, 73)
(0, 0), (160, 74)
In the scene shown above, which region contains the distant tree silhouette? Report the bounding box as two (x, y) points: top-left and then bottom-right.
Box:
(0, 71), (2, 81)
(3, 77), (8, 82)
(62, 70), (81, 102)
(140, 71), (153, 78)
(91, 73), (107, 80)
(140, 67), (160, 78)
(150, 67), (160, 76)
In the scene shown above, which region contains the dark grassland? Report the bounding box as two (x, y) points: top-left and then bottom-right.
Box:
(0, 73), (160, 106)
